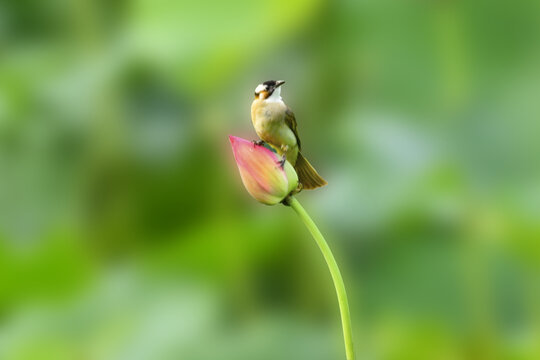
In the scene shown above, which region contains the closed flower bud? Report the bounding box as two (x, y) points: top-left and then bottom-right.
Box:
(229, 136), (298, 205)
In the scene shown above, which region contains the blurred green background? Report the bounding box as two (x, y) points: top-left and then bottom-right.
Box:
(1, 0), (540, 359)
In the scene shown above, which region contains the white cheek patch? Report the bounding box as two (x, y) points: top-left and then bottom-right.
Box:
(255, 84), (266, 94)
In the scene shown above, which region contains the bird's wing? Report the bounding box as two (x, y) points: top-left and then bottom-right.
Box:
(285, 107), (301, 150)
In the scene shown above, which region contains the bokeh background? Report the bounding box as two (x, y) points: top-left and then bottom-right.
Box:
(1, 0), (540, 359)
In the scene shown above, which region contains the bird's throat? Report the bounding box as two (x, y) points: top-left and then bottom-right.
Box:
(265, 87), (283, 103)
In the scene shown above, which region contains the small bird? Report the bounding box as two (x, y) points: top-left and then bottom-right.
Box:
(251, 80), (327, 190)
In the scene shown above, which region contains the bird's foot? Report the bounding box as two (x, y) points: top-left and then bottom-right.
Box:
(278, 155), (286, 169)
(252, 139), (265, 147)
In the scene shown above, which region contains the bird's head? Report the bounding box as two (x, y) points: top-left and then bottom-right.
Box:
(254, 80), (285, 100)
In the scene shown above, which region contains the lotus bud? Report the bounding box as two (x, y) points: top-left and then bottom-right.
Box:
(229, 136), (298, 205)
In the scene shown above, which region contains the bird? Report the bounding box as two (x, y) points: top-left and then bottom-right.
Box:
(251, 80), (327, 190)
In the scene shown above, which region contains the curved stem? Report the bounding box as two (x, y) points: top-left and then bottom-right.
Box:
(286, 196), (355, 360)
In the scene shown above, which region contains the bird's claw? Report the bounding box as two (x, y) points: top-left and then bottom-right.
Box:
(252, 140), (265, 147)
(278, 155), (286, 169)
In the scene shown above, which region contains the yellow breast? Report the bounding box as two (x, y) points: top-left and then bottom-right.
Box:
(251, 99), (298, 163)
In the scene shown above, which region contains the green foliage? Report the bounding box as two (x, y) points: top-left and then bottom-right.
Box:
(1, 0), (540, 358)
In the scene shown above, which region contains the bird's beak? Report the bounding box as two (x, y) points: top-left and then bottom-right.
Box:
(275, 80), (285, 87)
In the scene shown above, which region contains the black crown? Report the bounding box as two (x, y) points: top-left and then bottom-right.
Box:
(262, 80), (277, 87)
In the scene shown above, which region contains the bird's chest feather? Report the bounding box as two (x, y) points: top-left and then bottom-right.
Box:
(252, 102), (286, 132)
(250, 99), (298, 163)
(252, 103), (286, 129)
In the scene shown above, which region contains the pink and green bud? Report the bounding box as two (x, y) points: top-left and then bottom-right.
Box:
(229, 136), (298, 205)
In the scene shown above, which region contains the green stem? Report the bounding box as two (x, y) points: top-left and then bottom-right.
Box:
(286, 196), (355, 360)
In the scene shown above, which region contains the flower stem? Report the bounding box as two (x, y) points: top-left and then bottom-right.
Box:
(286, 196), (355, 360)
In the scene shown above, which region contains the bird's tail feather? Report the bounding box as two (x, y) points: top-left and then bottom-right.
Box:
(294, 152), (327, 190)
